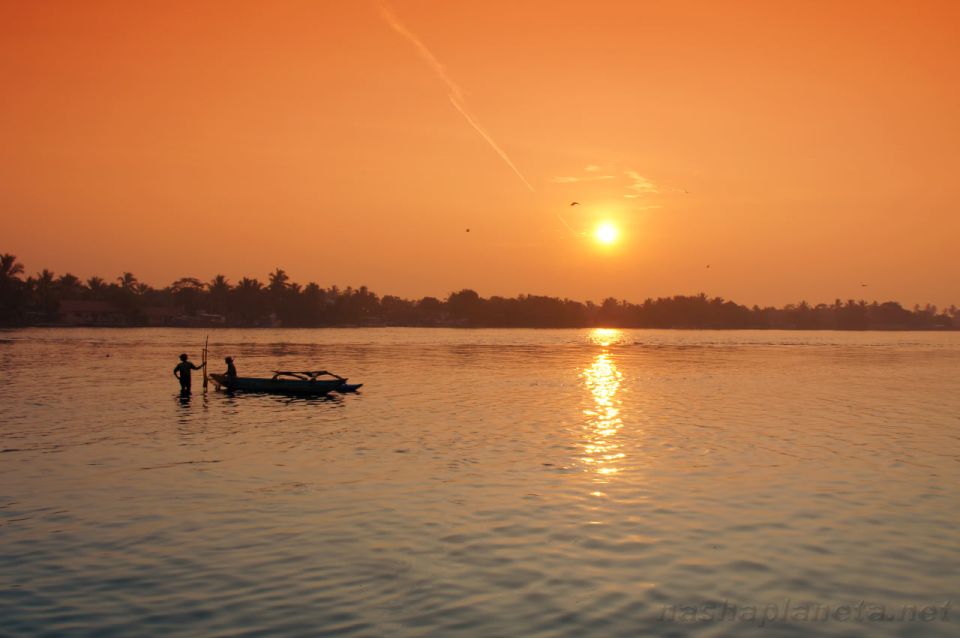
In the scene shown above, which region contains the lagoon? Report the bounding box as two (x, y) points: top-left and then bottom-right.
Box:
(1, 328), (957, 637)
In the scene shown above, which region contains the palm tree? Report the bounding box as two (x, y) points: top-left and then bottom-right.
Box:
(85, 276), (106, 300)
(237, 277), (263, 292)
(117, 272), (139, 291)
(33, 269), (58, 316)
(268, 268), (289, 293)
(267, 268), (292, 319)
(35, 269), (55, 287)
(208, 274), (231, 316)
(56, 273), (83, 300)
(1, 253), (25, 284)
(0, 254), (27, 324)
(208, 274), (230, 294)
(232, 277), (266, 324)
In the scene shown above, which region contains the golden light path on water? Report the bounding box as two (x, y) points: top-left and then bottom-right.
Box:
(581, 328), (625, 482)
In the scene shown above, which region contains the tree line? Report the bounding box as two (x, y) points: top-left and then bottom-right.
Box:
(0, 253), (956, 330)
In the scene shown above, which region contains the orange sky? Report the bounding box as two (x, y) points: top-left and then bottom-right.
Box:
(2, 0), (958, 307)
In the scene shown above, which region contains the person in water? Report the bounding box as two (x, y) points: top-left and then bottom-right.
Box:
(224, 356), (237, 378)
(173, 353), (204, 393)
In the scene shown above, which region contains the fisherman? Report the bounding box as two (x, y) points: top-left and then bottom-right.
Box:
(224, 356), (237, 378)
(173, 353), (204, 394)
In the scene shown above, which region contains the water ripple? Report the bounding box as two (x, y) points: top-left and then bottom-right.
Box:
(0, 328), (958, 637)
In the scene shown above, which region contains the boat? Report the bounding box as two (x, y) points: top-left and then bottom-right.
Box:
(209, 370), (352, 396)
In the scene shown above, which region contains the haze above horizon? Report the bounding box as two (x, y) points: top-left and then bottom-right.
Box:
(2, 1), (958, 307)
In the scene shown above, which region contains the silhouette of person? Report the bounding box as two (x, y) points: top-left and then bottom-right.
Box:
(224, 356), (237, 378)
(173, 353), (204, 394)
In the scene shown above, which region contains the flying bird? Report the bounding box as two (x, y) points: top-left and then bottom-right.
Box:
(466, 228), (470, 233)
(570, 202), (580, 206)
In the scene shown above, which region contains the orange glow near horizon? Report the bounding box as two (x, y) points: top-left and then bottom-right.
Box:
(1, 1), (958, 306)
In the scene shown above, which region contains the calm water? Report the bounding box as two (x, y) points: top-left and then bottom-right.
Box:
(1, 328), (958, 637)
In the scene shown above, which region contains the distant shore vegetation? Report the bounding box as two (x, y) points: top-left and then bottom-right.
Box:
(1, 254), (956, 330)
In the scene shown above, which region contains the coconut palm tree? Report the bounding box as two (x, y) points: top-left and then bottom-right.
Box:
(32, 269), (58, 317)
(232, 277), (266, 324)
(268, 268), (289, 292)
(1, 253), (25, 284)
(208, 274), (230, 294)
(0, 254), (26, 324)
(56, 273), (83, 300)
(117, 272), (139, 291)
(208, 274), (231, 316)
(237, 277), (263, 292)
(85, 276), (106, 300)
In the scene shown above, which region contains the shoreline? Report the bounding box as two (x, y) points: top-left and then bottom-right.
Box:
(2, 324), (957, 332)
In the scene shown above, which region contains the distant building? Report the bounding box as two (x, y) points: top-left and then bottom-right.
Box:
(142, 306), (180, 327)
(58, 300), (128, 326)
(58, 301), (224, 327)
(131, 306), (226, 327)
(178, 312), (227, 327)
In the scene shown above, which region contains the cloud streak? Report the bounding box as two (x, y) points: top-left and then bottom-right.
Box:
(378, 1), (534, 192)
(552, 164), (661, 200)
(624, 170), (659, 198)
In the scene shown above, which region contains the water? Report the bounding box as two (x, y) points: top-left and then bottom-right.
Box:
(1, 328), (958, 637)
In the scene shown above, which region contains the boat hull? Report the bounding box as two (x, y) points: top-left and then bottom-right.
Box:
(210, 373), (343, 395)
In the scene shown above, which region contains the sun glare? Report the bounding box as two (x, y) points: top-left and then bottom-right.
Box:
(594, 222), (619, 245)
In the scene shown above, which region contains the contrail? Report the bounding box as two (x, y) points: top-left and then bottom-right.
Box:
(556, 212), (578, 235)
(378, 1), (534, 192)
(445, 96), (534, 191)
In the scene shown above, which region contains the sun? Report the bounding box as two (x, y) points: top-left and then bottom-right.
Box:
(594, 222), (619, 245)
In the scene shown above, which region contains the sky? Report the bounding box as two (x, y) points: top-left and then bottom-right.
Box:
(2, 0), (958, 307)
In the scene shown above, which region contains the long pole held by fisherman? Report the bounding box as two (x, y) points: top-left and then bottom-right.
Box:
(202, 335), (209, 391)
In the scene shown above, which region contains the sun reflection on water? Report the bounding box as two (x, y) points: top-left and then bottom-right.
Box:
(589, 327), (622, 347)
(581, 329), (625, 480)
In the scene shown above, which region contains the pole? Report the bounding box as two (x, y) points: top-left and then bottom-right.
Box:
(203, 335), (209, 391)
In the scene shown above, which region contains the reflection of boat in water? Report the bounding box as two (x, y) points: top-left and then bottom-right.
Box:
(210, 370), (362, 395)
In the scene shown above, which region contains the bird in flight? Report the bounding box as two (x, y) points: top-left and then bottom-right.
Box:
(706, 264), (711, 269)
(570, 202), (580, 206)
(466, 228), (470, 233)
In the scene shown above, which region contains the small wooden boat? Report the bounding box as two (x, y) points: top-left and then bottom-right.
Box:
(210, 370), (350, 396)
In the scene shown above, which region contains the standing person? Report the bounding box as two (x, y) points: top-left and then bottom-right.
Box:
(224, 356), (237, 378)
(173, 353), (204, 394)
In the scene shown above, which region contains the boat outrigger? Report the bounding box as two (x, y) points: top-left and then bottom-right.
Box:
(209, 370), (363, 396)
